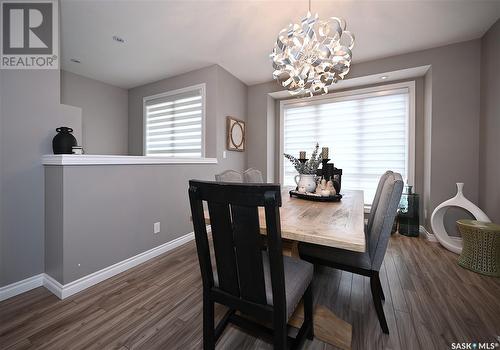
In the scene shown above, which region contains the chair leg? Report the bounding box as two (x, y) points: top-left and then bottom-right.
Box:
(370, 273), (389, 334)
(304, 284), (314, 340)
(273, 315), (288, 350)
(375, 273), (385, 301)
(203, 293), (215, 350)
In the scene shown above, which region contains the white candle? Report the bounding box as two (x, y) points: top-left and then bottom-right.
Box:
(321, 147), (329, 159)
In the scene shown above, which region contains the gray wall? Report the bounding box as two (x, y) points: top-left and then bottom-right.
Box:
(423, 68), (433, 230)
(42, 64), (248, 285)
(45, 163), (218, 284)
(3, 63), (249, 287)
(128, 66), (218, 157)
(129, 64), (247, 168)
(0, 71), (3, 285)
(0, 70), (82, 286)
(247, 39), (482, 230)
(45, 166), (64, 282)
(479, 19), (500, 224)
(247, 81), (282, 181)
(215, 66), (248, 169)
(61, 71), (128, 155)
(348, 40), (481, 227)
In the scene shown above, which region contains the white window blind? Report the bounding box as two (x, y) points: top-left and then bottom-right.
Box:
(144, 84), (205, 157)
(283, 88), (410, 205)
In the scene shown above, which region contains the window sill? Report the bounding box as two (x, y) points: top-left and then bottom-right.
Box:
(42, 155), (218, 166)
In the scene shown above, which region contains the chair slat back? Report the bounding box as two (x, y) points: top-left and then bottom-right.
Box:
(231, 205), (267, 304)
(368, 173), (404, 270)
(189, 181), (284, 308)
(207, 201), (240, 296)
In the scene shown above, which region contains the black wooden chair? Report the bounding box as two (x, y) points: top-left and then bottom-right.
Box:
(298, 172), (403, 334)
(189, 180), (314, 349)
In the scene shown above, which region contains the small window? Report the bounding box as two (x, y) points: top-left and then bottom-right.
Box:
(143, 84), (205, 157)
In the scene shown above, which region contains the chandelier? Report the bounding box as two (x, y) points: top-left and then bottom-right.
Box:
(270, 2), (354, 97)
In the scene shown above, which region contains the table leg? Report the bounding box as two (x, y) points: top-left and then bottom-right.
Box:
(284, 241), (353, 350)
(282, 239), (300, 258)
(289, 303), (352, 350)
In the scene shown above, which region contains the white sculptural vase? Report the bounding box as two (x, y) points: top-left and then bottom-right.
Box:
(430, 183), (490, 254)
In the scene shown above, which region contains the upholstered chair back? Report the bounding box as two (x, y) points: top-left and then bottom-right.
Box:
(368, 172), (403, 270)
(243, 168), (264, 183)
(215, 170), (243, 183)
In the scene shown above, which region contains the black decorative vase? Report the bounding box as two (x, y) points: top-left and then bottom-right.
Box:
(52, 127), (77, 154)
(398, 186), (420, 237)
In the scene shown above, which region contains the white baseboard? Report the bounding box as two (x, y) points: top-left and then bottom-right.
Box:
(0, 232), (195, 301)
(0, 274), (44, 301)
(51, 232), (195, 299)
(419, 225), (438, 242)
(43, 273), (64, 299)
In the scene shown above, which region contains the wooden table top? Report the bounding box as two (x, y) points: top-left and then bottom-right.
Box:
(205, 189), (365, 252)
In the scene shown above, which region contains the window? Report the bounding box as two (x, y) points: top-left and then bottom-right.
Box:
(281, 83), (414, 205)
(143, 84), (205, 157)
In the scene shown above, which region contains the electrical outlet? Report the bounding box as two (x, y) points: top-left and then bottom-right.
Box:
(154, 222), (160, 234)
(223, 151), (227, 159)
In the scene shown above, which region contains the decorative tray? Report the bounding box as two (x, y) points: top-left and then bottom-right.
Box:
(289, 190), (342, 202)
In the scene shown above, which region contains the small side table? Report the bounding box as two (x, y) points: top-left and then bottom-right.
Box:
(456, 220), (500, 277)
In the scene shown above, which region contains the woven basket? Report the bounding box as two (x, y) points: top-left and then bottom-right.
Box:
(456, 220), (500, 277)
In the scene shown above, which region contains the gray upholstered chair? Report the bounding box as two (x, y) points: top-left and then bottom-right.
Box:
(243, 168), (264, 183)
(215, 170), (243, 183)
(298, 172), (404, 334)
(366, 170), (393, 233)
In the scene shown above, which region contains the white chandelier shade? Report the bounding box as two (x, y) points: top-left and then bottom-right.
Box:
(270, 11), (355, 97)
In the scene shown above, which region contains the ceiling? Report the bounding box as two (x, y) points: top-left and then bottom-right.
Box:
(60, 0), (500, 89)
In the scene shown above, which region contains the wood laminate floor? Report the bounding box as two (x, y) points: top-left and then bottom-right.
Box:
(1, 234), (499, 350)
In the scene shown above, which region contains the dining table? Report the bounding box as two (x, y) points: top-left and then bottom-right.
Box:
(205, 188), (365, 350)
